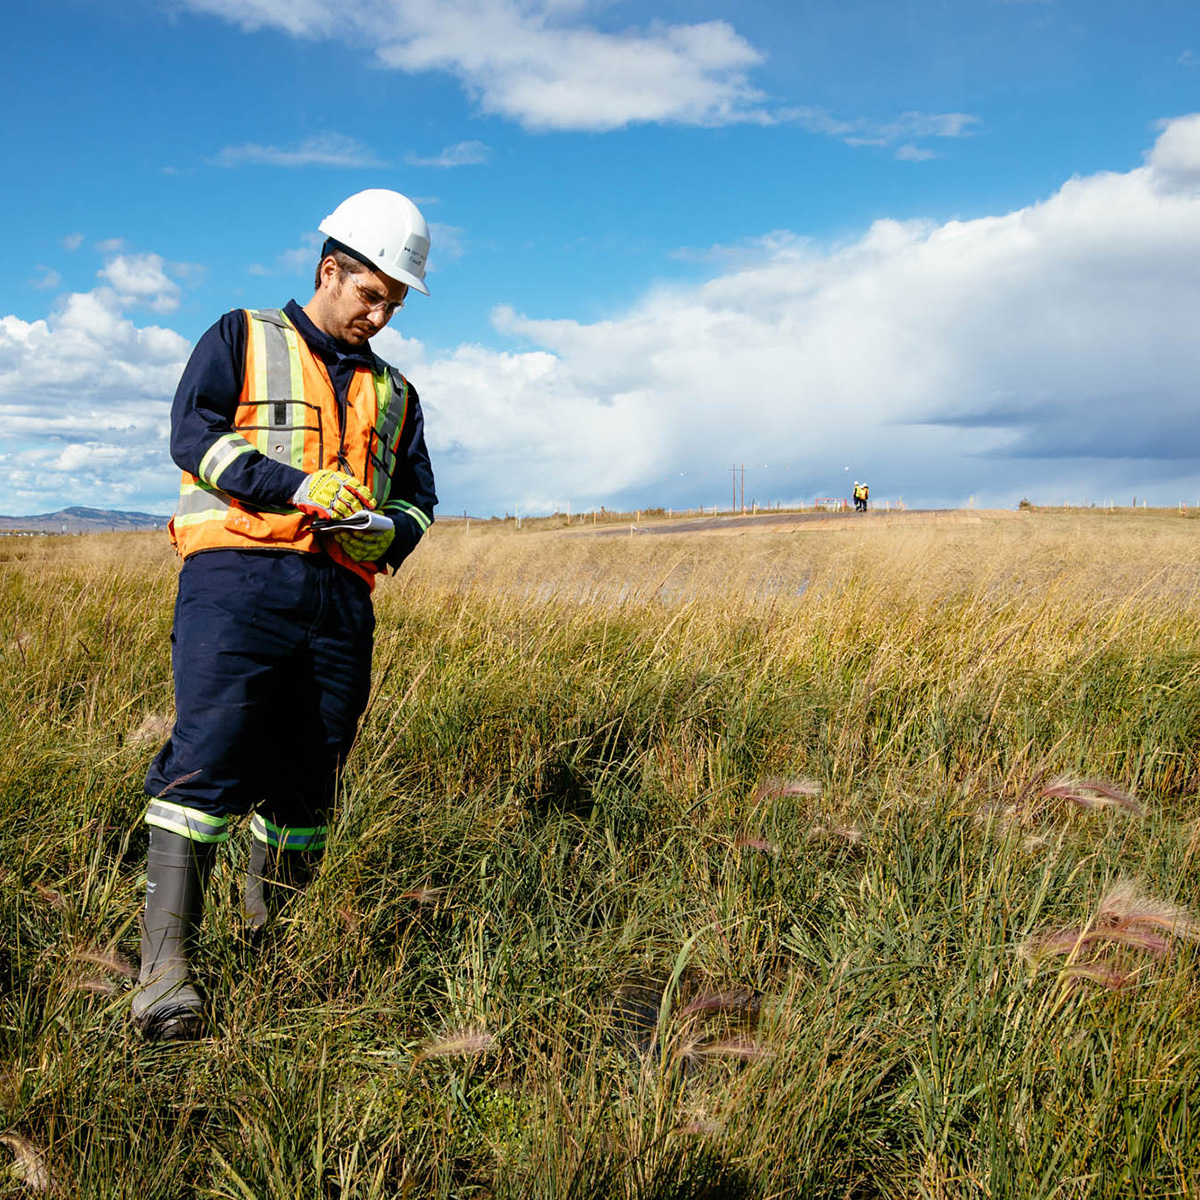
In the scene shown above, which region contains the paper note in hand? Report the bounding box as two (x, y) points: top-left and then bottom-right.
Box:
(311, 510), (395, 533)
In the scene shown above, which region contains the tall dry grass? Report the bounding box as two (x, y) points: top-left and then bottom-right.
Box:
(2, 510), (1200, 1197)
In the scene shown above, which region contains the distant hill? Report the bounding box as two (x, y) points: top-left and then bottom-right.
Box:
(0, 506), (170, 534)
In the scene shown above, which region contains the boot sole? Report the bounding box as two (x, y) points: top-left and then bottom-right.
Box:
(135, 1003), (207, 1042)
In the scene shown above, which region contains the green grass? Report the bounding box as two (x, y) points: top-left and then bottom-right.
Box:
(2, 511), (1200, 1197)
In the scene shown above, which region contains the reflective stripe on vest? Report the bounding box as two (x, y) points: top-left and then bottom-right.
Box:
(173, 479), (233, 529)
(367, 369), (409, 508)
(247, 309), (317, 469)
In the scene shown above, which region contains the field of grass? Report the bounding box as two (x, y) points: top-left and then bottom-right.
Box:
(3, 509), (1200, 1198)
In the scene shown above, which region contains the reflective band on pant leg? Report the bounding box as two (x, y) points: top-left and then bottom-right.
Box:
(146, 800), (230, 844)
(250, 813), (328, 851)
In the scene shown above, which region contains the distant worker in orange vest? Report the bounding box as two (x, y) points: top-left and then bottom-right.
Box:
(860, 482), (869, 511)
(134, 190), (437, 1040)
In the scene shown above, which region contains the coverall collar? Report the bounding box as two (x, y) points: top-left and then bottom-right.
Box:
(283, 299), (382, 373)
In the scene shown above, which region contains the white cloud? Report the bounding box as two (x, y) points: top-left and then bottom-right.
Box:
(1146, 114), (1200, 194)
(0, 280), (191, 513)
(178, 1), (977, 146)
(407, 140), (492, 168)
(179, 0), (767, 131)
(894, 144), (937, 163)
(211, 133), (385, 168)
(427, 223), (466, 264)
(62, 234), (84, 251)
(376, 114), (1200, 512)
(30, 268), (61, 291)
(1180, 50), (1200, 68)
(250, 233), (324, 278)
(98, 253), (182, 313)
(784, 106), (979, 151)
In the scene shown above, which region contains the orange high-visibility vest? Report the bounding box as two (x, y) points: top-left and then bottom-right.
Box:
(169, 308), (417, 587)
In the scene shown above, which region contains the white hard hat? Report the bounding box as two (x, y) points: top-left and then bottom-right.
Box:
(319, 189), (431, 296)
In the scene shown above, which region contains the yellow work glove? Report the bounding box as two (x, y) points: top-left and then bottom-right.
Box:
(292, 469), (373, 520)
(334, 526), (395, 563)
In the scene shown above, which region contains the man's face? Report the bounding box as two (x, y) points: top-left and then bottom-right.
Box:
(314, 258), (409, 346)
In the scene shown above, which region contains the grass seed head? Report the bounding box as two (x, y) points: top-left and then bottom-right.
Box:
(416, 1027), (496, 1061)
(694, 1036), (771, 1062)
(679, 990), (756, 1018)
(806, 822), (865, 847)
(128, 713), (172, 748)
(681, 1116), (724, 1137)
(1041, 777), (1144, 816)
(0, 1133), (54, 1194)
(31, 884), (64, 911)
(70, 975), (120, 996)
(67, 948), (137, 978)
(1062, 962), (1135, 991)
(735, 835), (778, 854)
(1094, 881), (1198, 939)
(751, 776), (820, 805)
(1022, 881), (1199, 987)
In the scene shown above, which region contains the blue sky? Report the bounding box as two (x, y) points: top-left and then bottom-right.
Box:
(3, 0), (1200, 516)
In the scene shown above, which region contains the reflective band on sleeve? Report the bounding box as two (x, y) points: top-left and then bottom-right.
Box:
(383, 499), (432, 532)
(145, 800), (230, 843)
(197, 432), (256, 487)
(250, 813), (328, 851)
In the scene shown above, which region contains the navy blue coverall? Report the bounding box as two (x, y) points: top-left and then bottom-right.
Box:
(145, 301), (436, 834)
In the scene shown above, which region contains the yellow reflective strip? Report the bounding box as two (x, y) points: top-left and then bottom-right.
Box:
(198, 433), (255, 487)
(146, 800), (230, 843)
(385, 500), (432, 532)
(210, 441), (254, 487)
(172, 509), (229, 529)
(249, 314), (270, 454)
(197, 433), (238, 482)
(251, 813), (328, 849)
(286, 327), (306, 467)
(368, 373), (391, 503)
(175, 479), (230, 517)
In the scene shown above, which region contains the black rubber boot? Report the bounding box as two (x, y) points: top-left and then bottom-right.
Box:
(242, 839), (323, 935)
(132, 827), (216, 1041)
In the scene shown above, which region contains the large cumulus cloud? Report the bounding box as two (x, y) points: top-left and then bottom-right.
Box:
(376, 114), (1200, 511)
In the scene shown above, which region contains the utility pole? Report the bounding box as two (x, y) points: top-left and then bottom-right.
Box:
(731, 462), (748, 513)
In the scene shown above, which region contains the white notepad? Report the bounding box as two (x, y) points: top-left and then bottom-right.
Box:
(312, 510), (394, 533)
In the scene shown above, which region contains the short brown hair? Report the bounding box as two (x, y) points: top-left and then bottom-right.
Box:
(314, 247), (365, 291)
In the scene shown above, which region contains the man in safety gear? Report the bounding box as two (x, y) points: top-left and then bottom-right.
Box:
(134, 189), (437, 1041)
